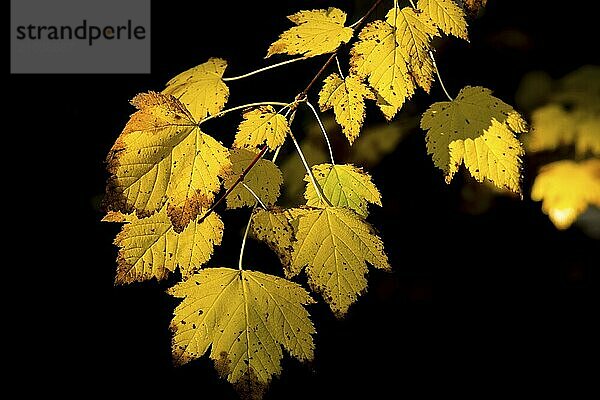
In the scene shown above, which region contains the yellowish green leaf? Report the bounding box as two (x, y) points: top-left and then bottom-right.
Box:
(386, 7), (438, 92)
(169, 268), (315, 397)
(106, 92), (231, 232)
(224, 149), (283, 209)
(318, 73), (374, 144)
(531, 159), (600, 230)
(420, 86), (526, 193)
(350, 20), (415, 117)
(233, 106), (290, 151)
(418, 0), (468, 40)
(290, 207), (390, 316)
(304, 164), (381, 217)
(114, 208), (223, 284)
(163, 58), (229, 121)
(267, 8), (353, 58)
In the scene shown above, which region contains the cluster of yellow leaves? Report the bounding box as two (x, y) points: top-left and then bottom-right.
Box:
(526, 66), (600, 229)
(269, 3), (468, 145)
(526, 66), (600, 157)
(421, 86), (527, 194)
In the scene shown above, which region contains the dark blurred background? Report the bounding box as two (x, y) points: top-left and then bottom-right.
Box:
(9, 0), (597, 397)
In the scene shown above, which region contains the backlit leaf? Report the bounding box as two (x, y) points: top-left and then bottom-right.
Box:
(418, 0), (468, 40)
(224, 149), (283, 209)
(350, 20), (415, 118)
(163, 58), (229, 121)
(169, 268), (315, 397)
(290, 207), (389, 316)
(233, 106), (290, 151)
(319, 73), (374, 144)
(105, 92), (231, 232)
(420, 86), (526, 193)
(267, 8), (353, 58)
(114, 208), (223, 283)
(304, 164), (381, 217)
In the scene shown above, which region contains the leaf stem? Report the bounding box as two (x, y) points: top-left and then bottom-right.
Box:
(304, 100), (335, 165)
(238, 212), (253, 271)
(335, 55), (345, 78)
(223, 57), (308, 82)
(198, 145), (269, 223)
(429, 51), (454, 101)
(288, 118), (332, 206)
(199, 101), (290, 125)
(241, 182), (267, 209)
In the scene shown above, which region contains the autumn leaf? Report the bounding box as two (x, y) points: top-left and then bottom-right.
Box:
(319, 73), (374, 144)
(386, 7), (438, 92)
(113, 208), (223, 283)
(350, 20), (415, 119)
(290, 207), (389, 316)
(105, 92), (231, 232)
(267, 8), (353, 58)
(418, 0), (469, 40)
(163, 58), (229, 121)
(169, 268), (315, 398)
(531, 159), (600, 230)
(233, 106), (290, 151)
(420, 86), (527, 193)
(251, 207), (307, 272)
(224, 149), (283, 209)
(304, 164), (381, 217)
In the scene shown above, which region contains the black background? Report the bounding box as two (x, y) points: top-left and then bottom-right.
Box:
(9, 0), (598, 397)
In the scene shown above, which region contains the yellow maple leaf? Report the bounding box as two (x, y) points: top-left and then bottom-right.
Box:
(163, 58), (229, 121)
(304, 163), (381, 217)
(418, 0), (469, 40)
(267, 8), (353, 58)
(290, 207), (390, 316)
(233, 106), (290, 151)
(420, 86), (527, 193)
(350, 20), (415, 118)
(532, 159), (600, 230)
(224, 149), (283, 209)
(169, 268), (315, 397)
(318, 73), (374, 144)
(386, 7), (438, 92)
(113, 208), (223, 284)
(106, 92), (231, 232)
(250, 207), (307, 273)
(527, 105), (600, 156)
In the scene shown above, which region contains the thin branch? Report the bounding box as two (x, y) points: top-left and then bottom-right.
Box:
(429, 51), (454, 101)
(223, 57), (308, 82)
(335, 55), (345, 78)
(241, 182), (267, 209)
(238, 213), (253, 271)
(299, 53), (337, 99)
(304, 100), (335, 164)
(198, 145), (269, 223)
(350, 0), (385, 28)
(199, 101), (289, 125)
(408, 0), (417, 8)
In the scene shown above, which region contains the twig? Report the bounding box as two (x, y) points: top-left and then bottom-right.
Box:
(304, 100), (335, 165)
(224, 57), (308, 82)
